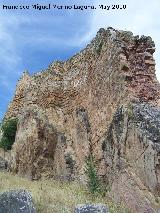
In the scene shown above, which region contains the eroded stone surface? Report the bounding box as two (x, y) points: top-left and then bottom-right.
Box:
(10, 107), (59, 180)
(102, 103), (160, 212)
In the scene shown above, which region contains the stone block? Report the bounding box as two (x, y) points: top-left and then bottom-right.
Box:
(75, 204), (109, 213)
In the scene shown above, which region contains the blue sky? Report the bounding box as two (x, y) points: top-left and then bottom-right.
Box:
(0, 0), (160, 121)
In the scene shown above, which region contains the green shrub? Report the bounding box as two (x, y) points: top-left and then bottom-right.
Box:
(0, 118), (18, 150)
(85, 154), (103, 195)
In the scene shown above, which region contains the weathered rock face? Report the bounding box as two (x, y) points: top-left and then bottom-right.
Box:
(10, 107), (60, 180)
(102, 103), (160, 212)
(0, 189), (36, 213)
(4, 27), (160, 212)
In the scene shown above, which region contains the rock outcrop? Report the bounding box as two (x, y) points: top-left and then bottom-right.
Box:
(102, 103), (160, 212)
(4, 27), (160, 212)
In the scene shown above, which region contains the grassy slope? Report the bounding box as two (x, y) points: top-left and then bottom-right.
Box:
(0, 171), (129, 213)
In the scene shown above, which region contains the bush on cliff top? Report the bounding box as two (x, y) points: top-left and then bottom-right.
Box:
(0, 118), (18, 150)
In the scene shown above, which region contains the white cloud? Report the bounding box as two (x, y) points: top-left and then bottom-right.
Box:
(0, 15), (23, 72)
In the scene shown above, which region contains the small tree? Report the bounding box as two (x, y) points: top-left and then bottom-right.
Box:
(0, 118), (18, 150)
(85, 154), (102, 195)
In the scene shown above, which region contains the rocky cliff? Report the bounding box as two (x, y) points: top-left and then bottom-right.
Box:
(4, 27), (160, 212)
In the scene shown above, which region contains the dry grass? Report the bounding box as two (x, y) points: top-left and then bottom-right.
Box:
(0, 171), (129, 213)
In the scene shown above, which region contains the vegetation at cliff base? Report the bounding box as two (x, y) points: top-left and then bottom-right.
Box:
(85, 154), (103, 195)
(0, 118), (18, 150)
(0, 171), (130, 213)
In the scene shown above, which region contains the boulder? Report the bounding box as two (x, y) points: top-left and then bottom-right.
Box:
(75, 204), (108, 213)
(0, 189), (36, 213)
